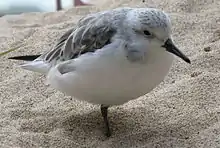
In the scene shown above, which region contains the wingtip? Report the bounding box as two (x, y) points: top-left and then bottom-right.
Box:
(8, 56), (21, 60)
(8, 55), (41, 61)
(186, 58), (191, 64)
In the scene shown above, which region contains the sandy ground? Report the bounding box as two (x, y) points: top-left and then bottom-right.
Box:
(1, 0), (220, 147)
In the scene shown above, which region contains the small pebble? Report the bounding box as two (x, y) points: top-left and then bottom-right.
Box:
(204, 46), (211, 52)
(185, 137), (189, 140)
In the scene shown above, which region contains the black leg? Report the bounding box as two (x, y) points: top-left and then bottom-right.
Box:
(101, 104), (111, 137)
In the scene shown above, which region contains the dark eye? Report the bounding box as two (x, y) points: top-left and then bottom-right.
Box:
(143, 30), (151, 36)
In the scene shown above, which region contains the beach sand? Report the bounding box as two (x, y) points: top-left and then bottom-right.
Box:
(0, 0), (220, 147)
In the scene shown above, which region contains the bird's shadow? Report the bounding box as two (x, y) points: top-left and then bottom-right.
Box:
(16, 104), (201, 147)
(59, 107), (142, 141)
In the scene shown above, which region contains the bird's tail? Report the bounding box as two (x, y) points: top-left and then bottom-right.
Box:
(9, 54), (51, 74)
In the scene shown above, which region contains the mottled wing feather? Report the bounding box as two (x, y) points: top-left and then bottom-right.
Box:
(44, 28), (74, 62)
(40, 13), (116, 65)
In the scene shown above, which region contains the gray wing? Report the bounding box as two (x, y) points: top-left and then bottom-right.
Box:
(39, 12), (117, 65)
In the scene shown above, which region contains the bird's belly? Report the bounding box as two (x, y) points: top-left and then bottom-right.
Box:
(48, 52), (174, 105)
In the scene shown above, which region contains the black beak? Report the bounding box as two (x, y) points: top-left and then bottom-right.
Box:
(162, 38), (191, 64)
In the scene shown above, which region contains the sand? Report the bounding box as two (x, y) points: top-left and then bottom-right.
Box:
(0, 0), (220, 147)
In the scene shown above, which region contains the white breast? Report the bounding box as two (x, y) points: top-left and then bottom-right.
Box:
(47, 47), (174, 106)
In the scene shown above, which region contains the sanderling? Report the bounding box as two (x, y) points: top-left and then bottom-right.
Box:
(9, 7), (191, 137)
